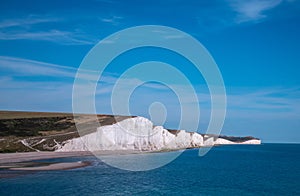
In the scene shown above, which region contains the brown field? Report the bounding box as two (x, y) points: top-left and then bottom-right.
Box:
(0, 110), (134, 153)
(0, 110), (92, 119)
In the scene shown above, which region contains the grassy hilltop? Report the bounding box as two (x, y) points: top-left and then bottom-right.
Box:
(0, 111), (133, 153)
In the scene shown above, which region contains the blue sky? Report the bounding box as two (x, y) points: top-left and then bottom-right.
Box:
(0, 0), (299, 143)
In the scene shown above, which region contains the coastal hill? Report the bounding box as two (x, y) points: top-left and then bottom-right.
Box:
(0, 111), (260, 153)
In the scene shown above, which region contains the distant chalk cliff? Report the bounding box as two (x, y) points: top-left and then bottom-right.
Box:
(56, 116), (261, 152)
(0, 111), (261, 153)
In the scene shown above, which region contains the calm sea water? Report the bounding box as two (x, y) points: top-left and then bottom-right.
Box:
(0, 144), (299, 195)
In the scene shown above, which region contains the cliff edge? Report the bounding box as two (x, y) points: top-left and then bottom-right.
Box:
(0, 111), (261, 153)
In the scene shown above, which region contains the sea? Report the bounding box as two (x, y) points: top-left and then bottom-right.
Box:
(0, 144), (299, 195)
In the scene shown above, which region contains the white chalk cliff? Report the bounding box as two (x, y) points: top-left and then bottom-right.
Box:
(56, 116), (261, 152)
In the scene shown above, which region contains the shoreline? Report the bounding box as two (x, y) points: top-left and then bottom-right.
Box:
(0, 151), (93, 178)
(0, 151), (93, 164)
(0, 144), (261, 174)
(9, 161), (91, 171)
(0, 142), (262, 164)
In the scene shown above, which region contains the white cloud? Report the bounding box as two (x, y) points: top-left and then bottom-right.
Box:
(0, 16), (97, 45)
(226, 87), (300, 119)
(0, 17), (59, 28)
(100, 16), (123, 25)
(0, 56), (104, 80)
(228, 0), (282, 23)
(0, 56), (76, 77)
(0, 30), (96, 45)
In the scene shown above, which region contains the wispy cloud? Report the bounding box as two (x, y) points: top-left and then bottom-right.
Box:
(0, 16), (59, 28)
(0, 30), (96, 45)
(100, 16), (123, 26)
(0, 76), (74, 112)
(225, 86), (300, 120)
(0, 56), (107, 82)
(0, 16), (97, 45)
(228, 0), (283, 23)
(0, 56), (75, 111)
(0, 56), (76, 77)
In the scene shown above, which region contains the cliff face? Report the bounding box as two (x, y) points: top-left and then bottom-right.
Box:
(0, 111), (261, 153)
(56, 117), (261, 152)
(56, 117), (203, 152)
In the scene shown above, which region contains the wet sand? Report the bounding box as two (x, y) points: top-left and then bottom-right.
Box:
(0, 151), (92, 164)
(0, 151), (94, 175)
(0, 150), (146, 165)
(9, 161), (91, 171)
(0, 150), (146, 173)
